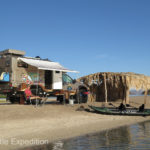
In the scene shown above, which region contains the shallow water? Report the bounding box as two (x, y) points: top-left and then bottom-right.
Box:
(23, 121), (150, 150)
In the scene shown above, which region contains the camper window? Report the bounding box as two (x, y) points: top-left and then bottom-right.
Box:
(55, 71), (60, 74)
(18, 61), (28, 68)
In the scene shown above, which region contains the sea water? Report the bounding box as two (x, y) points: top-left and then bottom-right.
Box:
(23, 120), (150, 150)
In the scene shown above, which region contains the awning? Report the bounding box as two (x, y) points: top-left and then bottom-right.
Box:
(18, 57), (79, 73)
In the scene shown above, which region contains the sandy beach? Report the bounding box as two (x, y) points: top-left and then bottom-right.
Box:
(0, 96), (150, 150)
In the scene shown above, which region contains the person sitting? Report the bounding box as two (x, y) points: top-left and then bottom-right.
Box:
(24, 86), (41, 104)
(118, 103), (126, 111)
(139, 104), (145, 112)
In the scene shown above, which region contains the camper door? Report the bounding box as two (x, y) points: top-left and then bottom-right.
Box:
(53, 71), (62, 89)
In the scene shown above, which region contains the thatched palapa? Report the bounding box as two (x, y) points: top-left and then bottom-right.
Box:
(78, 72), (150, 104)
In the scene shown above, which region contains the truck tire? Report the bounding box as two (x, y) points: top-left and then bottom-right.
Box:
(9, 97), (15, 104)
(57, 95), (64, 103)
(9, 96), (20, 104)
(77, 87), (88, 103)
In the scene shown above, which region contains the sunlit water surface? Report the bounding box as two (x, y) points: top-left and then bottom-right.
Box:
(22, 121), (150, 150)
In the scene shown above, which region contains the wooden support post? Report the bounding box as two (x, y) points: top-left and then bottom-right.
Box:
(104, 74), (107, 103)
(123, 85), (126, 103)
(144, 88), (148, 106)
(124, 76), (129, 104)
(125, 87), (129, 104)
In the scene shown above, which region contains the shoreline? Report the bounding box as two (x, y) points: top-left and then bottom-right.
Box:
(0, 96), (150, 150)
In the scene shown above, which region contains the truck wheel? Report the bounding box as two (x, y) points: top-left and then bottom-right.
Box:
(77, 88), (88, 103)
(9, 96), (20, 104)
(9, 97), (15, 104)
(57, 95), (63, 103)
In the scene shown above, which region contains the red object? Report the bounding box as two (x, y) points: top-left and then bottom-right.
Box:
(83, 92), (89, 95)
(9, 83), (12, 87)
(24, 88), (32, 99)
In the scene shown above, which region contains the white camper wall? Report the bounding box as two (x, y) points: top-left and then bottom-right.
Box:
(53, 71), (62, 89)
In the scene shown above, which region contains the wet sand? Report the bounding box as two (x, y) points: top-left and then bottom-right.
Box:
(0, 96), (150, 150)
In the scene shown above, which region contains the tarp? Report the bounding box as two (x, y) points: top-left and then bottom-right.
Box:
(18, 57), (79, 73)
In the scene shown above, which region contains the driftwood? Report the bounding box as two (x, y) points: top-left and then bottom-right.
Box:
(78, 72), (150, 104)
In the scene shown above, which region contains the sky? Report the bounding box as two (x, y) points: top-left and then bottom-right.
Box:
(0, 0), (150, 78)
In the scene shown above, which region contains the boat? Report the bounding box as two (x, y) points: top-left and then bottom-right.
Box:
(88, 105), (150, 116)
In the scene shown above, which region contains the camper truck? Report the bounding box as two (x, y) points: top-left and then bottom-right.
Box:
(0, 49), (88, 104)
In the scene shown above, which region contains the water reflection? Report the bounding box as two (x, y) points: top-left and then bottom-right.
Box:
(129, 121), (150, 149)
(22, 121), (150, 150)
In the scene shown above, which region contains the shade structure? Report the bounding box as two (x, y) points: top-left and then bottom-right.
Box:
(18, 57), (79, 73)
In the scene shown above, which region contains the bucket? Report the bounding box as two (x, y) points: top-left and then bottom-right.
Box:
(69, 99), (74, 105)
